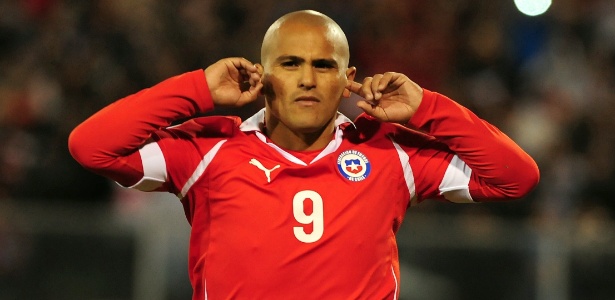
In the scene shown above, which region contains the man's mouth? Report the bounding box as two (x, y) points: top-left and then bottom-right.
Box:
(295, 96), (320, 104)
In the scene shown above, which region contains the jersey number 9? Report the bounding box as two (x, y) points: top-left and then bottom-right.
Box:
(293, 190), (324, 243)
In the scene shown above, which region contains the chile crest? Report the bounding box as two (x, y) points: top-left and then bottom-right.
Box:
(336, 150), (371, 182)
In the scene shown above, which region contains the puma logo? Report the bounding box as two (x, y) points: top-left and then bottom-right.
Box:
(249, 158), (280, 183)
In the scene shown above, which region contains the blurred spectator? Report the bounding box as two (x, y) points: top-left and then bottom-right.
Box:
(0, 0), (612, 216)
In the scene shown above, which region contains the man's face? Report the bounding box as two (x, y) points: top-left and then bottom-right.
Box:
(261, 23), (355, 134)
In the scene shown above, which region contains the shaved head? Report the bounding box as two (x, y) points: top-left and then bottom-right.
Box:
(255, 10), (357, 150)
(260, 10), (350, 69)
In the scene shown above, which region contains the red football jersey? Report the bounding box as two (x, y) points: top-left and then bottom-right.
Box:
(68, 70), (539, 300)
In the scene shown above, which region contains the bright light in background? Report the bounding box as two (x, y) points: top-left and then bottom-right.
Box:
(514, 0), (552, 16)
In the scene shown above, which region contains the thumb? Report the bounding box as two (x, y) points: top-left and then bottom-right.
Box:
(235, 82), (263, 106)
(356, 100), (379, 116)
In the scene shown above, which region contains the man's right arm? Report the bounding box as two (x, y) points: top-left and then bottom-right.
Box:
(69, 58), (263, 189)
(68, 70), (214, 188)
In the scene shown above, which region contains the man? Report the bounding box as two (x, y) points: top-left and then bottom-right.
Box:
(69, 10), (539, 300)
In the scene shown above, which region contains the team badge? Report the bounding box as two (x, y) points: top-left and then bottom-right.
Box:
(337, 150), (371, 182)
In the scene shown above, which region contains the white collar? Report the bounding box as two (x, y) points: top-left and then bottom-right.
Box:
(239, 108), (353, 132)
(238, 108), (354, 166)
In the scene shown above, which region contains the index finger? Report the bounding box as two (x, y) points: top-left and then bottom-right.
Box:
(346, 80), (378, 106)
(230, 57), (258, 73)
(346, 80), (364, 97)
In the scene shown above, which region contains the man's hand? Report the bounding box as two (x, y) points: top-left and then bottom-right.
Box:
(346, 72), (423, 124)
(204, 57), (263, 107)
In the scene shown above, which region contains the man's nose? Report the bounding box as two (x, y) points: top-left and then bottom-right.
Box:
(298, 66), (316, 89)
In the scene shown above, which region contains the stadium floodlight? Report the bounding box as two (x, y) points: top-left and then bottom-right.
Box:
(514, 0), (552, 16)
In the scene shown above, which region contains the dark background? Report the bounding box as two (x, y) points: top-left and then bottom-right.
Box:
(1, 0), (614, 299)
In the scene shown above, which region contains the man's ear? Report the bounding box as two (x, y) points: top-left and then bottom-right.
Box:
(343, 66), (357, 98)
(255, 63), (264, 75)
(255, 63), (265, 95)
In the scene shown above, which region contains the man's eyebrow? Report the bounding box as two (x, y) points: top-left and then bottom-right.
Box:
(275, 55), (304, 63)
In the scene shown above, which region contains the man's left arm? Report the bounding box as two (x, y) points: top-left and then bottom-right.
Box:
(347, 73), (539, 201)
(407, 89), (539, 201)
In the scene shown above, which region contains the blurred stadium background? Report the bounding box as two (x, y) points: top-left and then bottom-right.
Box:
(1, 0), (615, 299)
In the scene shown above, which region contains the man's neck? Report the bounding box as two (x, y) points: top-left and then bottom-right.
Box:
(265, 120), (335, 151)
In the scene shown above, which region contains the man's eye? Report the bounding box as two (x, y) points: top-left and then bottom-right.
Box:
(282, 61), (299, 67)
(314, 63), (333, 69)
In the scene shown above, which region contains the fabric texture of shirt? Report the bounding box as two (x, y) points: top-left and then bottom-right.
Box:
(68, 70), (539, 300)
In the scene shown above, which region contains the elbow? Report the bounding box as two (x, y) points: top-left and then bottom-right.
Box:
(506, 160), (541, 200)
(471, 158), (540, 202)
(68, 127), (87, 167)
(68, 125), (99, 170)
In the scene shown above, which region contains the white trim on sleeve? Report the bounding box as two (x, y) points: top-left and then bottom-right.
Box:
(126, 141), (167, 191)
(439, 155), (474, 203)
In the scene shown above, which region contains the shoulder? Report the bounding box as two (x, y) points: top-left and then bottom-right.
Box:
(158, 116), (245, 140)
(348, 113), (438, 148)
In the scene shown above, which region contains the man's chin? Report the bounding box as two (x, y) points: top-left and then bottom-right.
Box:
(293, 125), (324, 134)
(288, 119), (330, 134)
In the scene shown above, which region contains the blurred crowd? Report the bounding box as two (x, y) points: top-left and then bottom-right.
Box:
(1, 0), (615, 283)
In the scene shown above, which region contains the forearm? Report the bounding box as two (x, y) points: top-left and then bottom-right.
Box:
(68, 70), (213, 183)
(407, 89), (539, 199)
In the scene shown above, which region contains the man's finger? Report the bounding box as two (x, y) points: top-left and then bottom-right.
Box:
(379, 72), (395, 92)
(361, 77), (374, 101)
(346, 80), (364, 96)
(249, 72), (261, 86)
(230, 57), (258, 73)
(346, 80), (378, 105)
(371, 74), (383, 100)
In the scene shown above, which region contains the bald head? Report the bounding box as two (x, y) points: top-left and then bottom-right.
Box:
(260, 10), (350, 69)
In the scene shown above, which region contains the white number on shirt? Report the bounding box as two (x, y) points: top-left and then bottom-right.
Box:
(293, 190), (324, 243)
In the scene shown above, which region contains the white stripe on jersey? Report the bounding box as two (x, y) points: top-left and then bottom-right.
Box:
(391, 265), (398, 300)
(180, 140), (227, 198)
(253, 127), (344, 166)
(254, 131), (307, 166)
(439, 155), (474, 203)
(128, 141), (167, 191)
(390, 139), (416, 203)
